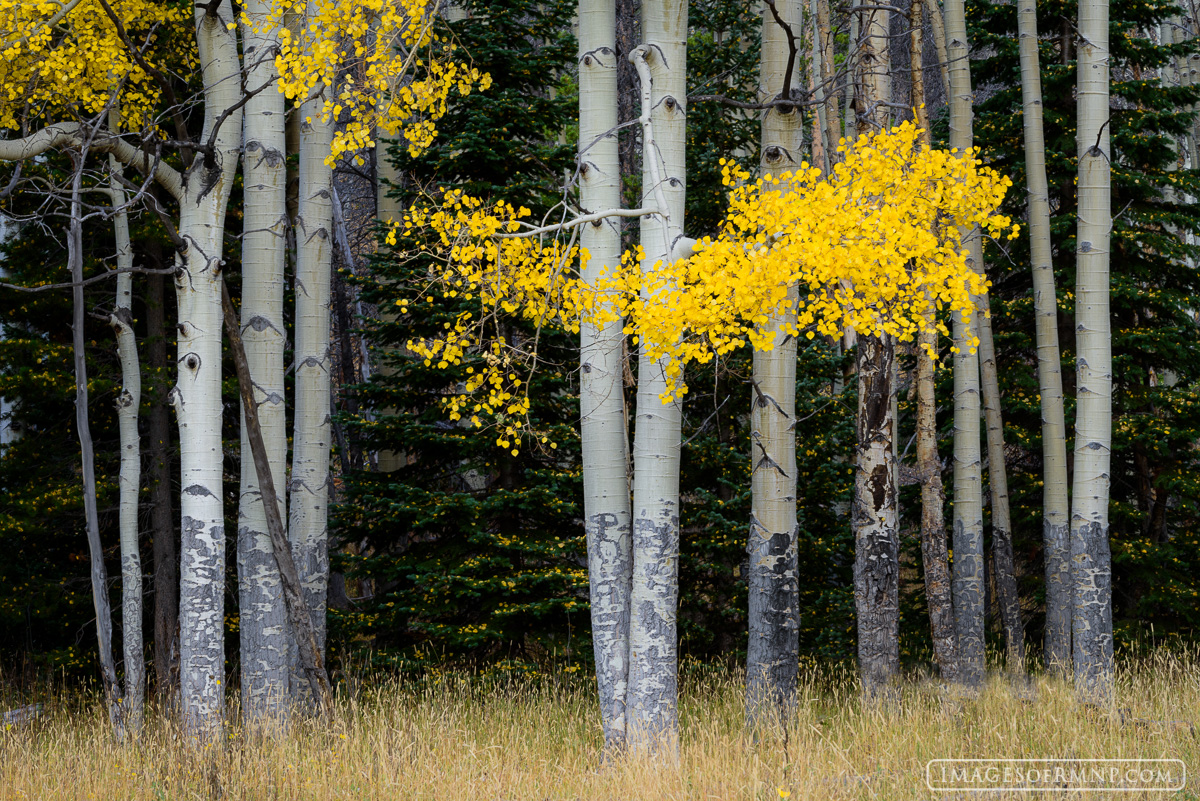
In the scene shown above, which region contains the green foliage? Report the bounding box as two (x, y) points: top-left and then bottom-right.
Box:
(333, 0), (588, 672)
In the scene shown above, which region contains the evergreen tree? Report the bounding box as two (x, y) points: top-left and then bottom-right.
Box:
(333, 0), (588, 670)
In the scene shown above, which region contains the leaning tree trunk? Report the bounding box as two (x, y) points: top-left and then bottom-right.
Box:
(579, 0), (634, 755)
(289, 24), (335, 707)
(108, 144), (145, 733)
(238, 0), (291, 726)
(1017, 0), (1071, 674)
(1072, 0), (1114, 701)
(910, 0), (960, 684)
(746, 0), (802, 727)
(976, 294), (1025, 669)
(174, 4), (245, 739)
(626, 0), (688, 750)
(70, 153), (122, 734)
(852, 0), (900, 699)
(943, 0), (986, 690)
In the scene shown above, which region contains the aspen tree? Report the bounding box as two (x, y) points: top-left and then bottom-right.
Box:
(1073, 0), (1114, 699)
(1016, 0), (1071, 672)
(107, 137), (145, 733)
(239, 0), (291, 725)
(170, 3), (245, 737)
(943, 0), (986, 689)
(977, 294), (1024, 669)
(852, 0), (900, 698)
(626, 0), (688, 750)
(70, 151), (123, 734)
(289, 3), (336, 701)
(910, 0), (959, 683)
(578, 0), (634, 754)
(746, 0), (801, 726)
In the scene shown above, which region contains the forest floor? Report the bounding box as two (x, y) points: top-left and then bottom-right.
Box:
(1, 652), (1197, 800)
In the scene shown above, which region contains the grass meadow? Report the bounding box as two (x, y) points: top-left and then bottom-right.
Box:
(1, 652), (1197, 800)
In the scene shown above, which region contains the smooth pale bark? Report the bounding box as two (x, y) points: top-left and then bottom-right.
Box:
(145, 269), (178, 700)
(911, 0), (960, 684)
(746, 0), (802, 727)
(108, 147), (145, 733)
(844, 8), (858, 144)
(0, 220), (13, 449)
(1016, 0), (1071, 674)
(71, 155), (122, 733)
(943, 0), (985, 689)
(928, 0), (951, 98)
(627, 0), (686, 747)
(812, 0), (840, 163)
(289, 44), (334, 705)
(977, 293), (1024, 668)
(238, 0), (290, 726)
(174, 4), (244, 739)
(851, 0), (899, 698)
(1073, 0), (1114, 700)
(578, 0), (633, 755)
(222, 283), (333, 717)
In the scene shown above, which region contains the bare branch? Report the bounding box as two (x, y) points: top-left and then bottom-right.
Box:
(0, 265), (179, 294)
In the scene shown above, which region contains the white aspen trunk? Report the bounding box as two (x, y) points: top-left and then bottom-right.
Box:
(289, 30), (335, 704)
(812, 0), (840, 166)
(746, 0), (802, 727)
(852, 0), (900, 699)
(0, 219), (14, 449)
(238, 0), (290, 726)
(174, 5), (244, 739)
(1016, 0), (1071, 674)
(844, 7), (858, 144)
(943, 0), (986, 689)
(928, 0), (951, 99)
(1072, 0), (1114, 700)
(108, 146), (145, 734)
(70, 155), (122, 734)
(626, 0), (687, 748)
(977, 292), (1024, 668)
(910, 0), (960, 684)
(578, 0), (633, 755)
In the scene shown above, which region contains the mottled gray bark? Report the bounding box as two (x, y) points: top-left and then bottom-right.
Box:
(910, 0), (960, 686)
(626, 26), (686, 754)
(1072, 0), (1114, 700)
(745, 0), (802, 729)
(222, 282), (333, 718)
(1015, 0), (1071, 675)
(1045, 519), (1072, 671)
(579, 0), (634, 755)
(175, 5), (245, 739)
(237, 0), (290, 727)
(943, 0), (986, 690)
(853, 334), (899, 697)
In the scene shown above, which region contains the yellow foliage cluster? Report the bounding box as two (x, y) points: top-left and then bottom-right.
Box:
(399, 191), (588, 453)
(0, 0), (191, 131)
(262, 0), (491, 163)
(400, 123), (1016, 450)
(634, 120), (1018, 399)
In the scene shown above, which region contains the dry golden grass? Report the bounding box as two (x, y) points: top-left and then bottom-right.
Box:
(1, 653), (1197, 800)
